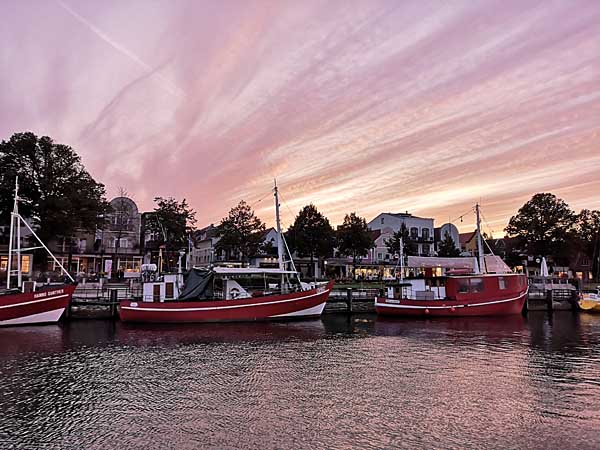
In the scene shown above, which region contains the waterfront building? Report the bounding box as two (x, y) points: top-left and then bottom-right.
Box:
(48, 196), (143, 279)
(368, 212), (435, 257)
(434, 223), (461, 253)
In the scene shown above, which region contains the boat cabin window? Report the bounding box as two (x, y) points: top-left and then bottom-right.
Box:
(458, 279), (469, 293)
(498, 277), (507, 290)
(470, 278), (484, 293)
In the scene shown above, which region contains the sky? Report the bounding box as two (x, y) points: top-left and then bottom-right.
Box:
(1, 0), (599, 236)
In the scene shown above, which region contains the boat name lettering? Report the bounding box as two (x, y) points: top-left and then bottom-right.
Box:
(33, 289), (64, 299)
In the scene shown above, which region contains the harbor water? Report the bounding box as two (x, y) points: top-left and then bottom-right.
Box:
(1, 313), (599, 449)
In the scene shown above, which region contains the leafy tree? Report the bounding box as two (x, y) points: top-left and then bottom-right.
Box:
(0, 132), (109, 265)
(285, 204), (335, 279)
(437, 232), (461, 257)
(336, 212), (374, 279)
(505, 193), (576, 258)
(575, 209), (600, 278)
(385, 223), (417, 257)
(215, 201), (266, 263)
(145, 197), (196, 270)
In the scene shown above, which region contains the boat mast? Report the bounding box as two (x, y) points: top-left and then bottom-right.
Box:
(399, 236), (404, 282)
(475, 203), (485, 274)
(273, 179), (285, 271)
(6, 177), (18, 289)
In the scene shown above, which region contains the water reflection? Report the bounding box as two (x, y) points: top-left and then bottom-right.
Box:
(0, 314), (599, 449)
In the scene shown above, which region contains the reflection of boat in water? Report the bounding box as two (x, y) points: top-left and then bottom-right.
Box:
(374, 314), (528, 340)
(579, 288), (600, 313)
(116, 319), (327, 345)
(1, 178), (76, 327)
(0, 325), (66, 356)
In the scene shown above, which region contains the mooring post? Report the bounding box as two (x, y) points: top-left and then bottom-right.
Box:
(110, 289), (118, 319)
(346, 287), (353, 313)
(546, 289), (553, 312)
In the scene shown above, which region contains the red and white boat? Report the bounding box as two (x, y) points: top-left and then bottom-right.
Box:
(120, 181), (334, 323)
(375, 204), (528, 317)
(1, 177), (76, 326)
(375, 272), (527, 317)
(1, 284), (76, 326)
(120, 272), (334, 323)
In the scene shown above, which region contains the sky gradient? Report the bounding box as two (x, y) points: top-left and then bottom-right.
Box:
(1, 0), (599, 235)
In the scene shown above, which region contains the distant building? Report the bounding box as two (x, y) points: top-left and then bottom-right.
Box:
(48, 196), (143, 278)
(368, 212), (435, 257)
(434, 223), (460, 253)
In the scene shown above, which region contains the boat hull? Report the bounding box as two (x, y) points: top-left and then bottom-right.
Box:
(119, 281), (334, 323)
(375, 291), (527, 317)
(0, 284), (76, 326)
(579, 298), (600, 313)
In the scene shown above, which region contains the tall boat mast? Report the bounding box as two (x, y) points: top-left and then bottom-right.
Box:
(273, 180), (285, 271)
(475, 203), (485, 274)
(6, 176), (74, 290)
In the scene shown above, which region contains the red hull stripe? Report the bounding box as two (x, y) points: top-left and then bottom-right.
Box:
(121, 289), (329, 312)
(375, 293), (526, 310)
(0, 294), (70, 309)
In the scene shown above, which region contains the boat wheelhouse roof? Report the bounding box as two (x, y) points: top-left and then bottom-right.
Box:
(203, 267), (298, 275)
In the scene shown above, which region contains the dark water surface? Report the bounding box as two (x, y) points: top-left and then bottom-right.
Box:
(1, 313), (599, 449)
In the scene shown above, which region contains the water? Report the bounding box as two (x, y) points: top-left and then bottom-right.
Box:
(1, 313), (599, 450)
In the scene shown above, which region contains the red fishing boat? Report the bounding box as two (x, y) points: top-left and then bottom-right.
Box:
(120, 273), (334, 323)
(1, 177), (76, 326)
(1, 284), (76, 326)
(375, 204), (528, 317)
(119, 181), (334, 323)
(375, 273), (527, 317)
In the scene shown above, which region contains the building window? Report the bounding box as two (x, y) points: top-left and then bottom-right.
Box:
(410, 227), (418, 239)
(582, 258), (590, 267)
(422, 244), (430, 255)
(381, 217), (384, 224)
(119, 238), (129, 249)
(422, 228), (430, 240)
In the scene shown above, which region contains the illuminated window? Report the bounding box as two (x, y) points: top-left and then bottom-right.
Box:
(21, 255), (30, 274)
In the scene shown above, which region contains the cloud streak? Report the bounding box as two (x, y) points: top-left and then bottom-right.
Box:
(1, 0), (599, 235)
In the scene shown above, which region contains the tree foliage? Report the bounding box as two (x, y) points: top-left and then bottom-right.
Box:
(0, 132), (109, 244)
(285, 204), (335, 277)
(437, 231), (461, 257)
(215, 201), (266, 262)
(337, 212), (374, 277)
(575, 209), (600, 277)
(145, 197), (196, 251)
(505, 193), (576, 257)
(384, 224), (417, 257)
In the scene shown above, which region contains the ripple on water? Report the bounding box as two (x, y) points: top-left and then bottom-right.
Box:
(0, 314), (599, 449)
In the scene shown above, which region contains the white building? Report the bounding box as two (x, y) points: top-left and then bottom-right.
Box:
(368, 212), (435, 258)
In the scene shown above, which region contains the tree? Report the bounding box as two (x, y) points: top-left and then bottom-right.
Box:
(0, 132), (109, 266)
(575, 209), (600, 279)
(505, 193), (576, 258)
(145, 197), (196, 270)
(215, 201), (266, 263)
(385, 223), (417, 257)
(285, 204), (335, 279)
(437, 232), (461, 257)
(336, 213), (374, 279)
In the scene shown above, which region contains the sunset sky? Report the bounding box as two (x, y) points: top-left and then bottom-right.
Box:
(1, 0), (599, 235)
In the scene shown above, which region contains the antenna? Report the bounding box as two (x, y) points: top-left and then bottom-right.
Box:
(475, 203), (485, 274)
